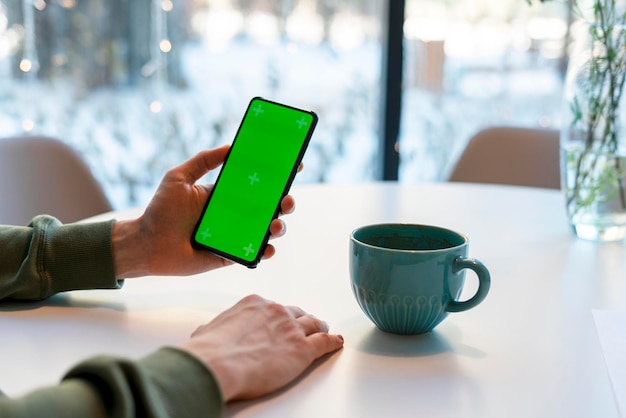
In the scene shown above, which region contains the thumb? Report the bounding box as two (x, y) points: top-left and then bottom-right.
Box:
(179, 145), (230, 183)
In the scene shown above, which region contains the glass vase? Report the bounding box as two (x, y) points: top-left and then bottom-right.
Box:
(560, 15), (626, 242)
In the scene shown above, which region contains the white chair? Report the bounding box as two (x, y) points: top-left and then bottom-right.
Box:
(448, 126), (561, 189)
(0, 136), (113, 225)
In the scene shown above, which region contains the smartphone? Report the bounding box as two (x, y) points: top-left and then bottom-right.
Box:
(191, 97), (317, 268)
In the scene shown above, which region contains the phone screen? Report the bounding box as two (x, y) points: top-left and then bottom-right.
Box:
(191, 97), (317, 268)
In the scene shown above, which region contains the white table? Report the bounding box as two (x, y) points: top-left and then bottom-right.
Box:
(1, 183), (625, 417)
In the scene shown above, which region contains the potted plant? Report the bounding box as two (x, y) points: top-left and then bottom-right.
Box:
(533, 0), (626, 241)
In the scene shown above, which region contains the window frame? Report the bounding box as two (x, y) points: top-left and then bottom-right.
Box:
(380, 0), (405, 181)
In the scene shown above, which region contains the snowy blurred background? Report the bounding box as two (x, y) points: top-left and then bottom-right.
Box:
(0, 0), (568, 209)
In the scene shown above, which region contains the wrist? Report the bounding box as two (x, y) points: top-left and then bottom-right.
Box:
(176, 341), (240, 402)
(112, 218), (150, 278)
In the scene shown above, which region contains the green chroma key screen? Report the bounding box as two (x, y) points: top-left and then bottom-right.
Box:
(193, 97), (316, 266)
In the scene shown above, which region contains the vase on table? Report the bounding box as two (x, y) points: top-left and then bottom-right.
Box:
(560, 2), (626, 242)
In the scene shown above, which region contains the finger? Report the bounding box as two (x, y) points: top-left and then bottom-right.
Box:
(280, 195), (296, 215)
(180, 145), (230, 183)
(298, 162), (304, 173)
(297, 315), (329, 334)
(269, 219), (286, 238)
(306, 332), (345, 356)
(261, 244), (276, 259)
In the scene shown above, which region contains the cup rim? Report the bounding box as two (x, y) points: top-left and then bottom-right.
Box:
(350, 223), (468, 252)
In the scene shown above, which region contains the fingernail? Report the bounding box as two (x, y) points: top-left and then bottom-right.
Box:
(285, 202), (295, 214)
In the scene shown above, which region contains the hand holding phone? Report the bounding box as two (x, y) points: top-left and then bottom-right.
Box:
(191, 97), (317, 268)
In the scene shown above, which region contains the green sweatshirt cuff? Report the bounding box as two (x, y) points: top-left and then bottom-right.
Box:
(0, 216), (122, 300)
(138, 348), (225, 417)
(40, 217), (121, 295)
(0, 348), (223, 418)
(63, 347), (224, 418)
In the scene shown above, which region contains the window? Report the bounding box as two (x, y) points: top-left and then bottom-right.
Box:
(398, 0), (569, 182)
(0, 0), (384, 207)
(0, 0), (569, 208)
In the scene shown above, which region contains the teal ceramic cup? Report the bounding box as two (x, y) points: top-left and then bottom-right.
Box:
(349, 224), (491, 335)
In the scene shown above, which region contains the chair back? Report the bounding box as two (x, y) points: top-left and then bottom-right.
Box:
(0, 136), (112, 225)
(448, 126), (560, 189)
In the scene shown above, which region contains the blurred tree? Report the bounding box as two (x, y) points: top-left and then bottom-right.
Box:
(4, 0), (188, 90)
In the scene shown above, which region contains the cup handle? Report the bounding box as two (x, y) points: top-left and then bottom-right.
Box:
(446, 257), (491, 313)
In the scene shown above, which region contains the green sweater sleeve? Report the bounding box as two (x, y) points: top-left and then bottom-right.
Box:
(0, 217), (225, 416)
(0, 215), (122, 300)
(0, 347), (224, 418)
